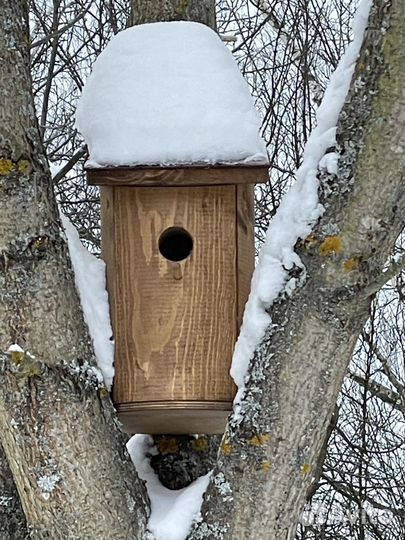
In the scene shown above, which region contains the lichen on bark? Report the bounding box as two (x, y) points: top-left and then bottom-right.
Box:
(0, 1), (149, 538)
(188, 1), (405, 538)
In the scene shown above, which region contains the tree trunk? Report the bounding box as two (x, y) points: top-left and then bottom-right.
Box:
(130, 0), (216, 30)
(1, 1), (404, 539)
(0, 443), (28, 540)
(0, 2), (148, 538)
(189, 1), (405, 538)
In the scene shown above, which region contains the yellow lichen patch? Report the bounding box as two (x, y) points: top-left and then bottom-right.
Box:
(261, 461), (271, 472)
(156, 437), (179, 455)
(319, 235), (343, 256)
(18, 160), (30, 174)
(301, 463), (312, 475)
(14, 356), (43, 380)
(17, 361), (42, 379)
(303, 233), (318, 249)
(0, 158), (14, 176)
(32, 236), (49, 252)
(10, 350), (25, 365)
(248, 434), (271, 447)
(221, 441), (233, 455)
(191, 437), (209, 452)
(98, 387), (110, 398)
(343, 257), (360, 272)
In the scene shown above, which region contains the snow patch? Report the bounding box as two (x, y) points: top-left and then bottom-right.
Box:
(75, 21), (268, 167)
(127, 435), (211, 540)
(7, 343), (24, 353)
(230, 0), (372, 413)
(60, 213), (114, 389)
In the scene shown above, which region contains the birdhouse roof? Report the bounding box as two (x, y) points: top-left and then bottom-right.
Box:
(75, 21), (268, 169)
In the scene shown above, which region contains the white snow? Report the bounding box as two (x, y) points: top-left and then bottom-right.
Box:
(7, 344), (24, 353)
(230, 0), (372, 413)
(127, 435), (210, 540)
(75, 21), (268, 168)
(60, 213), (114, 389)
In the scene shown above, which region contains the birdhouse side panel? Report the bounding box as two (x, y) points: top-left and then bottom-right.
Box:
(110, 185), (237, 407)
(236, 184), (255, 327)
(100, 186), (117, 330)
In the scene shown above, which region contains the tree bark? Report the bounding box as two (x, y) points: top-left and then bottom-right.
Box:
(189, 1), (405, 538)
(0, 2), (148, 538)
(130, 0), (216, 30)
(0, 443), (28, 540)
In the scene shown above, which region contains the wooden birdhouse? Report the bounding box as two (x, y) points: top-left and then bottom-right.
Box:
(76, 21), (269, 434)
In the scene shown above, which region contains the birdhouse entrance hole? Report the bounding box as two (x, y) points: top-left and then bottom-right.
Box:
(158, 226), (193, 262)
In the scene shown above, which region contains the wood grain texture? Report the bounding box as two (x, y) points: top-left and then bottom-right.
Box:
(109, 186), (237, 424)
(87, 165), (269, 187)
(117, 401), (232, 434)
(236, 184), (255, 327)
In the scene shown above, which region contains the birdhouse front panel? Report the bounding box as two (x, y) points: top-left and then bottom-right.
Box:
(102, 185), (239, 427)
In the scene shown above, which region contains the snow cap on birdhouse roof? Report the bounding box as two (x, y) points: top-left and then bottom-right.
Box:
(75, 21), (268, 168)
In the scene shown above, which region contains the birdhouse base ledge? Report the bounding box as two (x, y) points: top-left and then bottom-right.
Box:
(116, 400), (232, 435)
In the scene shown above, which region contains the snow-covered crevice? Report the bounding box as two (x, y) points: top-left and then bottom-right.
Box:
(127, 435), (211, 540)
(230, 0), (372, 413)
(60, 213), (114, 389)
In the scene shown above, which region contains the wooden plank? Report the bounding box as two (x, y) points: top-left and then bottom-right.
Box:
(87, 165), (269, 187)
(111, 185), (237, 412)
(236, 184), (255, 328)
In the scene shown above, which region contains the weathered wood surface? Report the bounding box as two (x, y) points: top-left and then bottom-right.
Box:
(87, 165), (269, 187)
(107, 185), (237, 432)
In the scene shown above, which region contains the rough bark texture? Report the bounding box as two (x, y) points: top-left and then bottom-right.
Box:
(0, 443), (28, 540)
(0, 2), (148, 538)
(189, 1), (405, 539)
(130, 0), (217, 30)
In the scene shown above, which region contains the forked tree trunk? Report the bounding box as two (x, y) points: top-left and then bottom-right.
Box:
(0, 2), (148, 538)
(0, 1), (404, 539)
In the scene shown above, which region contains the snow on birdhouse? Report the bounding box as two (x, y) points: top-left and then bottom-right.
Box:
(76, 21), (269, 434)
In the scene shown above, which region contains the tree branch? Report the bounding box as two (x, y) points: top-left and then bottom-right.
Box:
(190, 1), (405, 538)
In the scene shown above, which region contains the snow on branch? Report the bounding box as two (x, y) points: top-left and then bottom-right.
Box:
(230, 0), (372, 415)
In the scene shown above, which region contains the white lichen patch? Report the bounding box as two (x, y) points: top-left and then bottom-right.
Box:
(125, 492), (136, 513)
(191, 520), (229, 540)
(0, 495), (13, 507)
(213, 472), (233, 503)
(37, 473), (61, 499)
(360, 215), (381, 231)
(69, 360), (104, 389)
